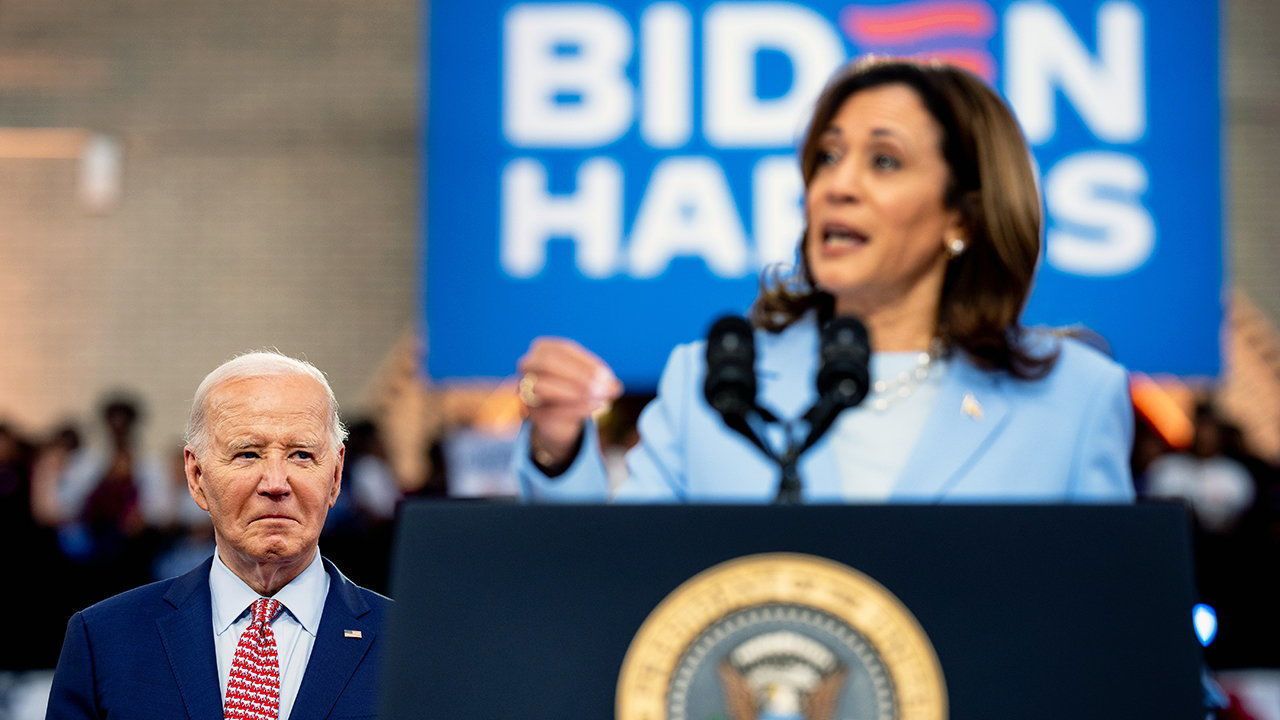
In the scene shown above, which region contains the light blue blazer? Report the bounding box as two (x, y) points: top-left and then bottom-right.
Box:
(516, 317), (1135, 503)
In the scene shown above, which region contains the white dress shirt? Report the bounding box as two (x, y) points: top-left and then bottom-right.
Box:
(210, 548), (330, 720)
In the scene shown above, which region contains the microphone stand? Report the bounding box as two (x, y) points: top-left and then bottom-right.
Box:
(773, 394), (848, 504)
(721, 396), (845, 505)
(774, 445), (804, 505)
(704, 314), (869, 505)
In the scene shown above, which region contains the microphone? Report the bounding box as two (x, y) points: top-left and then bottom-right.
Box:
(798, 316), (871, 455)
(703, 315), (758, 419)
(700, 314), (869, 504)
(816, 316), (871, 410)
(703, 315), (775, 461)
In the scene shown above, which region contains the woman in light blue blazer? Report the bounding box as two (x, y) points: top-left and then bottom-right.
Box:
(514, 58), (1134, 504)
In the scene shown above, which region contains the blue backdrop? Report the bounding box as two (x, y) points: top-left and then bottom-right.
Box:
(425, 0), (1222, 386)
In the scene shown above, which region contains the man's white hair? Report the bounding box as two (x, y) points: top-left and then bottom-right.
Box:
(185, 350), (348, 456)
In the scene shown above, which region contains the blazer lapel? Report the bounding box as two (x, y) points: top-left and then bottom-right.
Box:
(755, 317), (819, 419)
(156, 558), (224, 720)
(893, 352), (1011, 500)
(755, 318), (846, 500)
(291, 558), (376, 720)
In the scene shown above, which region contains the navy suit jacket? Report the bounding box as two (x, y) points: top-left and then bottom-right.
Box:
(46, 555), (388, 719)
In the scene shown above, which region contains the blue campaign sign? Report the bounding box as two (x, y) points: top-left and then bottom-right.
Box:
(425, 0), (1222, 386)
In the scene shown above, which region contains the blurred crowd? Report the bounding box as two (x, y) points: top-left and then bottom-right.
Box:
(1134, 399), (1280, 676)
(1, 386), (1278, 684)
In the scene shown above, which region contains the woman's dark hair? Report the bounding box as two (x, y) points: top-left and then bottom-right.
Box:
(750, 56), (1056, 379)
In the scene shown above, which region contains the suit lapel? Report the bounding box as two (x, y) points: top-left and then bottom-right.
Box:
(291, 558), (375, 720)
(893, 352), (1010, 499)
(157, 558), (224, 720)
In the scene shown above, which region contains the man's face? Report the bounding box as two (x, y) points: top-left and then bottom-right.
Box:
(185, 374), (343, 570)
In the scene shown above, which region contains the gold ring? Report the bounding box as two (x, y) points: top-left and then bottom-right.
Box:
(518, 373), (540, 408)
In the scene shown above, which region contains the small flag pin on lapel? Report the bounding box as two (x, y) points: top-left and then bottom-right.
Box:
(344, 629), (363, 639)
(961, 393), (983, 420)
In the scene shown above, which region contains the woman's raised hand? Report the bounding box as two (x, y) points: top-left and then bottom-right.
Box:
(517, 337), (623, 469)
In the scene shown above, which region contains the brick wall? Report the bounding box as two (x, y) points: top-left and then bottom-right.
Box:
(0, 0), (419, 452)
(1226, 0), (1280, 326)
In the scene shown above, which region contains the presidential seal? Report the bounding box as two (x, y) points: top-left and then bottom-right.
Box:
(616, 553), (946, 720)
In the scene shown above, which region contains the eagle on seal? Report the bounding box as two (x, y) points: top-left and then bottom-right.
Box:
(718, 661), (848, 720)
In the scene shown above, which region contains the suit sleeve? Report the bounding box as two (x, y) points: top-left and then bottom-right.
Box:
(1067, 359), (1136, 502)
(46, 612), (101, 720)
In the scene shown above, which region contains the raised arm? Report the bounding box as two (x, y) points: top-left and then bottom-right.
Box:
(514, 337), (621, 501)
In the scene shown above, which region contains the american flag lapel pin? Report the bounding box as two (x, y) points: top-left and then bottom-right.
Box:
(961, 392), (983, 420)
(344, 629), (363, 639)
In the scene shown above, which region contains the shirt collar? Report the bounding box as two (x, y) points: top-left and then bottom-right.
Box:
(209, 547), (330, 638)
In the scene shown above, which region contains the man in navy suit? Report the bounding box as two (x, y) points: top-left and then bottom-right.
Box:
(47, 351), (390, 719)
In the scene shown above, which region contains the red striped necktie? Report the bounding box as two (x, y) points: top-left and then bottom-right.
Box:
(224, 598), (284, 720)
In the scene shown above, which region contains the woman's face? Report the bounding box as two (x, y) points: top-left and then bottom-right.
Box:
(805, 83), (962, 319)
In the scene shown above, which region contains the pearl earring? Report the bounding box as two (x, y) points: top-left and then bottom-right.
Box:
(945, 236), (967, 257)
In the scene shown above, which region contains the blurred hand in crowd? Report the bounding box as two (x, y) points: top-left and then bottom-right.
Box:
(517, 338), (622, 468)
(29, 426), (80, 526)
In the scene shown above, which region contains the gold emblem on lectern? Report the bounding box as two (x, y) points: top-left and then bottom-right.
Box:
(616, 553), (947, 720)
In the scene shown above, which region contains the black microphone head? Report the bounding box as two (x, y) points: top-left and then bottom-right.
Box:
(704, 315), (757, 418)
(817, 316), (871, 408)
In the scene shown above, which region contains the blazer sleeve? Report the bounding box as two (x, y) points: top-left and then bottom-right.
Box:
(1066, 359), (1136, 502)
(514, 342), (697, 503)
(611, 343), (697, 502)
(46, 612), (101, 720)
(514, 418), (611, 502)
